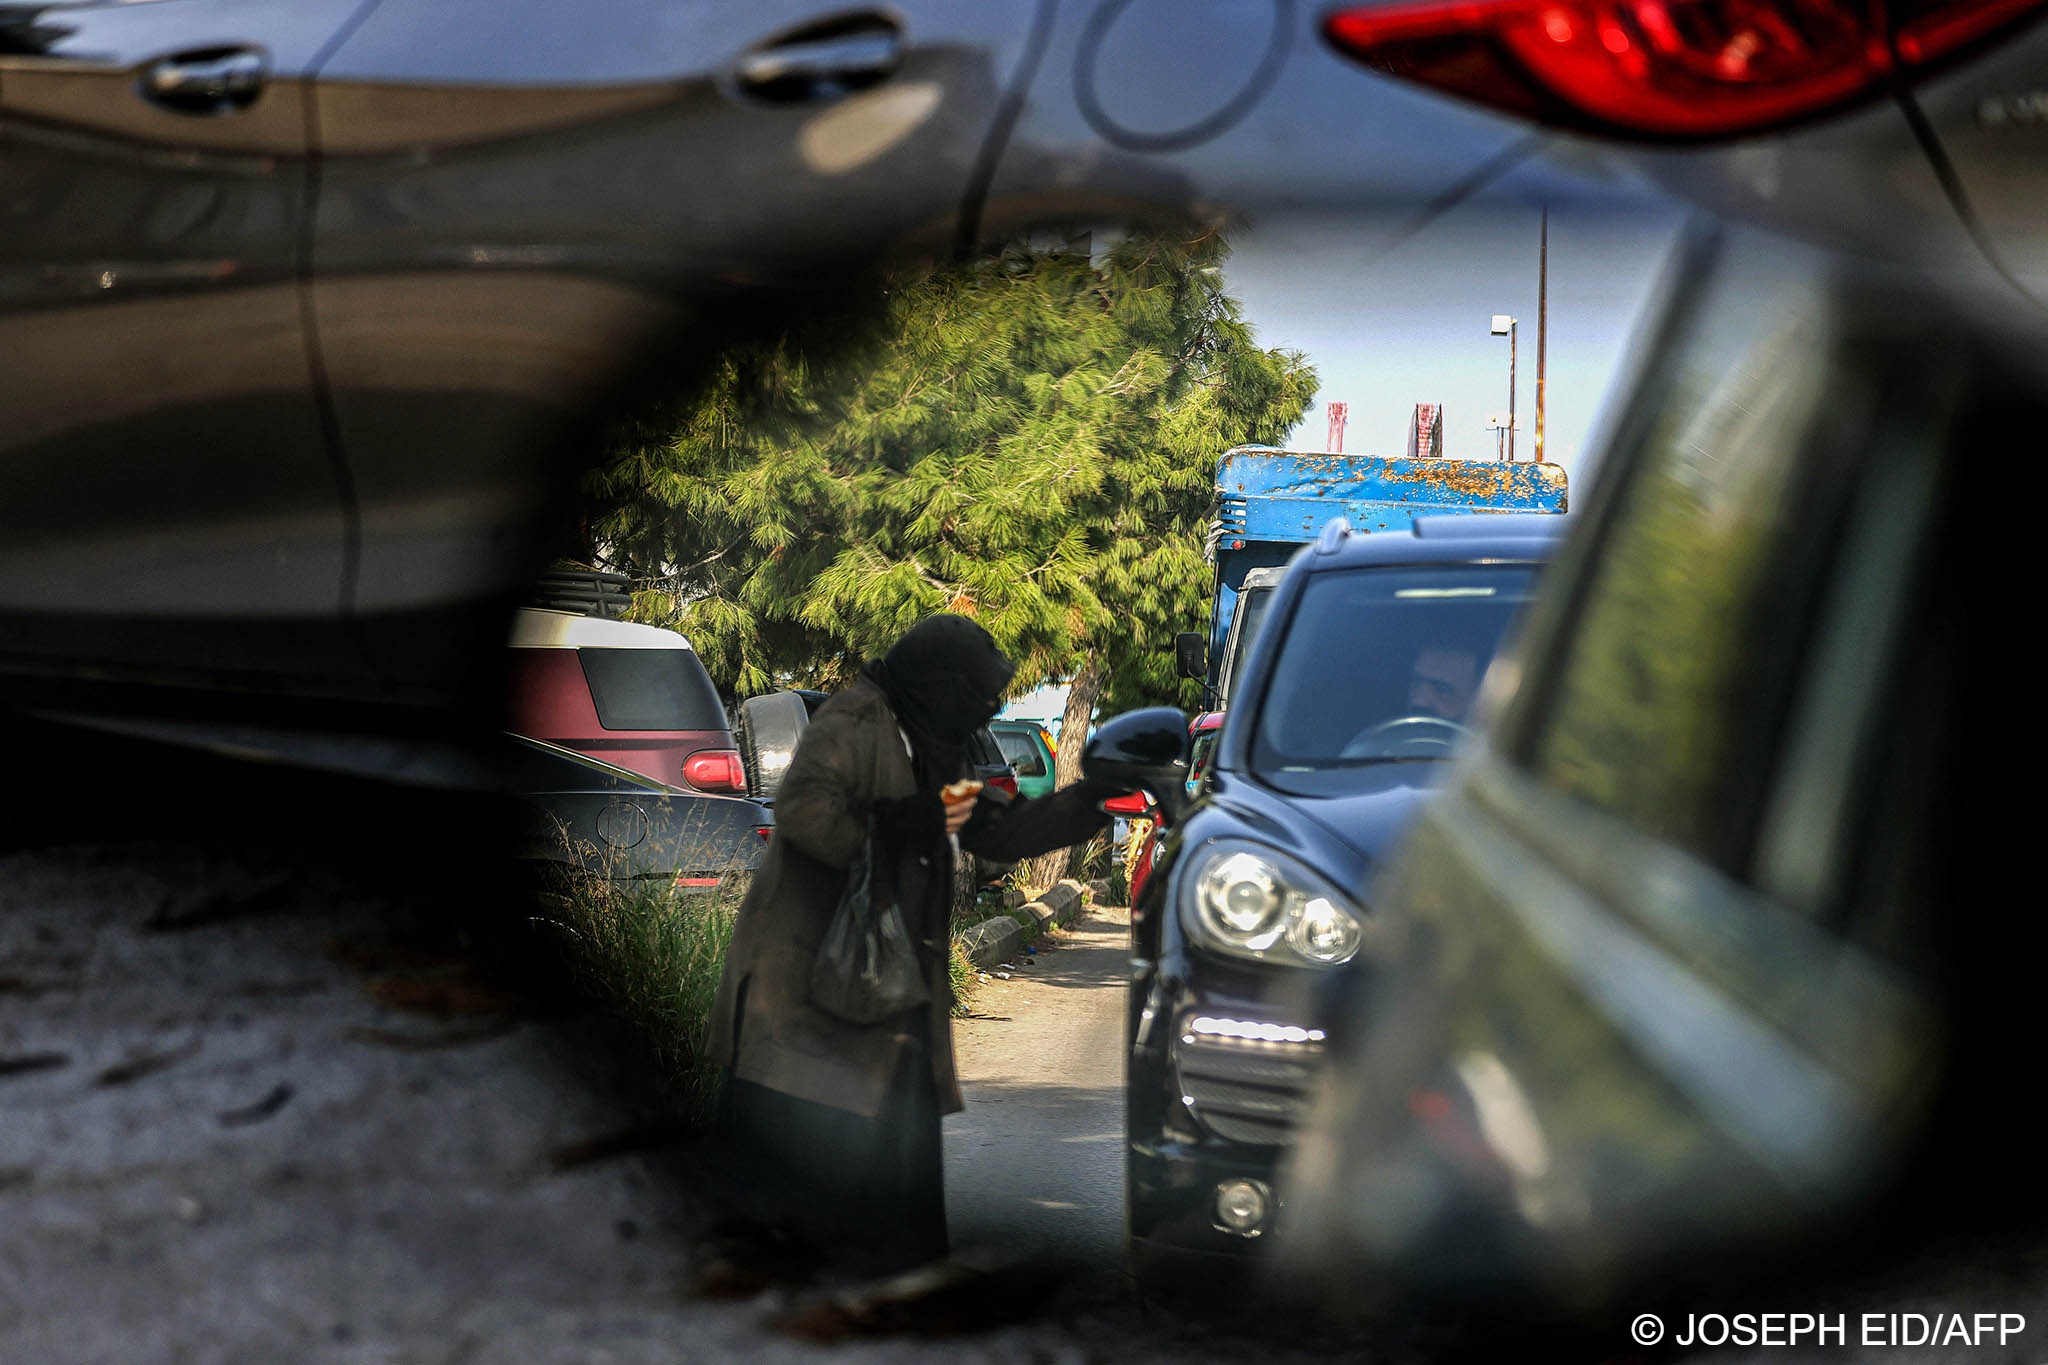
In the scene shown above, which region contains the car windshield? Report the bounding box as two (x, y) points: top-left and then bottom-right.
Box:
(1249, 564), (1537, 794)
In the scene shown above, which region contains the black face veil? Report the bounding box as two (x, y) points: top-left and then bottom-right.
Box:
(862, 615), (1016, 791)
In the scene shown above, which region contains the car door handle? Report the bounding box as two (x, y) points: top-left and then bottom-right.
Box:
(141, 48), (267, 115)
(735, 24), (902, 102)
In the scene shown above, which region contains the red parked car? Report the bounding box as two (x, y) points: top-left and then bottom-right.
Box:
(1111, 710), (1223, 908)
(505, 607), (746, 796)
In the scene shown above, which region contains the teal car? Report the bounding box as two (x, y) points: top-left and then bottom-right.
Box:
(989, 720), (1058, 801)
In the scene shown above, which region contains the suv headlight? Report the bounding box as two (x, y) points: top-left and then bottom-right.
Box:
(1180, 841), (1365, 966)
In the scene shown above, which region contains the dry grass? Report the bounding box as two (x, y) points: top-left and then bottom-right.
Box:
(534, 864), (745, 1124)
(536, 846), (986, 1128)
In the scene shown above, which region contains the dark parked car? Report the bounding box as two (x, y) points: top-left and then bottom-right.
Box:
(1273, 221), (2039, 1315)
(510, 733), (772, 897)
(1086, 513), (1565, 1290)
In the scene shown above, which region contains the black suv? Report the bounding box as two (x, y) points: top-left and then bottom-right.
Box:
(1087, 513), (1565, 1286)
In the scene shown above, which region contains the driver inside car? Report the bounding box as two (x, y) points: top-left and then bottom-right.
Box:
(1407, 644), (1480, 722)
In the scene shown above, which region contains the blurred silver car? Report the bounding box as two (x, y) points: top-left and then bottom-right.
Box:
(0, 0), (1546, 729)
(1276, 216), (2032, 1311)
(1272, 0), (2048, 1310)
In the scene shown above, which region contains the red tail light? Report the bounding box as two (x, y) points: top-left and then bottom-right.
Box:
(1324, 0), (2047, 139)
(681, 748), (747, 793)
(755, 825), (773, 842)
(674, 875), (721, 888)
(1101, 791), (1152, 815)
(989, 772), (1019, 796)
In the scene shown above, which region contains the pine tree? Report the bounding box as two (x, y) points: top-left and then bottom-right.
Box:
(579, 226), (1316, 883)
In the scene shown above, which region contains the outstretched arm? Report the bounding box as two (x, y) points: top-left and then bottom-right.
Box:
(958, 780), (1119, 863)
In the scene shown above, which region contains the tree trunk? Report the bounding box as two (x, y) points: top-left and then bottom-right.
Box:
(1019, 656), (1106, 892)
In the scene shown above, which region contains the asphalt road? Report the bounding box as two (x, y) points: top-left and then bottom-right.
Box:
(944, 902), (1131, 1269)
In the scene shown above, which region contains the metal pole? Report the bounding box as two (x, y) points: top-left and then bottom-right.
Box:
(1507, 320), (1517, 462)
(1536, 206), (1548, 465)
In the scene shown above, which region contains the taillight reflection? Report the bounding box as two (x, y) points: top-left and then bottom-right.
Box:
(681, 748), (747, 793)
(1324, 0), (2046, 139)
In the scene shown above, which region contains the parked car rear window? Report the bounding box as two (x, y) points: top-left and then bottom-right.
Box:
(994, 728), (1047, 776)
(1250, 564), (1535, 793)
(577, 648), (728, 732)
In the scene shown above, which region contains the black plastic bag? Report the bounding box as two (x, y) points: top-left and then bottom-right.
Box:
(808, 816), (929, 1024)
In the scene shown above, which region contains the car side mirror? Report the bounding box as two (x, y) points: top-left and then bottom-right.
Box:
(1174, 632), (1207, 682)
(1084, 707), (1190, 823)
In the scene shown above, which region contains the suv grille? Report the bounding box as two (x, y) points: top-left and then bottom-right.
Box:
(1172, 1025), (1323, 1146)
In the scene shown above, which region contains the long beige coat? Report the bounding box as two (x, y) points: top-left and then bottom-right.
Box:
(705, 677), (1107, 1118)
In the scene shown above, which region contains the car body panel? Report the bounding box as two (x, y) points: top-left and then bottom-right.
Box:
(303, 3), (1044, 698)
(977, 0), (1540, 246)
(0, 0), (368, 696)
(507, 733), (770, 890)
(0, 0), (1044, 713)
(1277, 222), (2007, 1308)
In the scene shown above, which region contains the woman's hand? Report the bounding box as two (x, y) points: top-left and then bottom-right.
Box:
(942, 794), (977, 835)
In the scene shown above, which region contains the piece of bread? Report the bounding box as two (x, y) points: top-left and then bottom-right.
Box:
(941, 779), (984, 804)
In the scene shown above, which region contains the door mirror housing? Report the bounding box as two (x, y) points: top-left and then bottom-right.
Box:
(1174, 631), (1207, 682)
(1084, 707), (1190, 822)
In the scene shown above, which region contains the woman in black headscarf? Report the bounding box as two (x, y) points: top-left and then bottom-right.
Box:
(703, 615), (1115, 1280)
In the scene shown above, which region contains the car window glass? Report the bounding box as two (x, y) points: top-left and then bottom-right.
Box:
(994, 728), (1047, 776)
(577, 647), (728, 732)
(1218, 586), (1274, 703)
(967, 729), (1005, 767)
(1250, 564), (1536, 794)
(1519, 284), (1834, 874)
(503, 737), (666, 792)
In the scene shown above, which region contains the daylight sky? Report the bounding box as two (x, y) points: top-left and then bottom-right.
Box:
(1004, 195), (1685, 726)
(1220, 197), (1686, 485)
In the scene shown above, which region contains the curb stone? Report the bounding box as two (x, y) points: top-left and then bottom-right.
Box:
(958, 915), (1025, 969)
(961, 879), (1096, 968)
